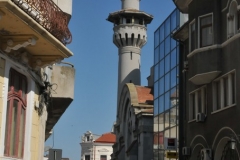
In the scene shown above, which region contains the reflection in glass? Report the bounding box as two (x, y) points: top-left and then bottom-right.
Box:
(160, 25), (165, 42)
(171, 37), (176, 51)
(171, 49), (176, 69)
(154, 46), (159, 65)
(165, 36), (171, 55)
(159, 96), (164, 113)
(171, 68), (177, 88)
(165, 91), (170, 110)
(159, 60), (164, 78)
(154, 63), (159, 82)
(170, 107), (177, 127)
(165, 54), (170, 73)
(165, 18), (170, 36)
(154, 98), (159, 116)
(158, 113), (164, 132)
(154, 82), (159, 97)
(160, 42), (165, 60)
(159, 78), (164, 95)
(171, 10), (177, 31)
(165, 111), (170, 129)
(154, 29), (160, 48)
(165, 73), (170, 92)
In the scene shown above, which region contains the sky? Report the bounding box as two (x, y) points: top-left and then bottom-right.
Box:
(45, 0), (176, 159)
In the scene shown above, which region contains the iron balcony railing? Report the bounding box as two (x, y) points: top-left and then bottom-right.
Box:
(12, 0), (72, 45)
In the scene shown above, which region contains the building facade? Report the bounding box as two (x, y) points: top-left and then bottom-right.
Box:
(173, 0), (240, 159)
(80, 131), (116, 160)
(0, 0), (74, 159)
(153, 9), (187, 159)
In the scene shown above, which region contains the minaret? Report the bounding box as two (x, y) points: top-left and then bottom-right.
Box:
(107, 0), (153, 107)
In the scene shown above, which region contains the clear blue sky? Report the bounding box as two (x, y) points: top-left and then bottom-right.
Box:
(45, 0), (176, 159)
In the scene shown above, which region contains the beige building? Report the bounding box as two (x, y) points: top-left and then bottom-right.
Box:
(80, 131), (116, 160)
(0, 0), (74, 159)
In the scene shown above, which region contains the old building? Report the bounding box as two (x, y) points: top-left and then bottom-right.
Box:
(0, 0), (74, 159)
(173, 0), (240, 159)
(80, 131), (116, 160)
(107, 0), (154, 159)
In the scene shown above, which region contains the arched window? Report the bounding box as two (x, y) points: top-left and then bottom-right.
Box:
(4, 68), (27, 158)
(228, 1), (238, 38)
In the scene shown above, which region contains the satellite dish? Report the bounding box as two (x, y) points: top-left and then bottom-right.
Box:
(44, 146), (51, 152)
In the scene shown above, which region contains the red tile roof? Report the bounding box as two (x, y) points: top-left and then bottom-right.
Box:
(95, 132), (116, 143)
(135, 86), (153, 104)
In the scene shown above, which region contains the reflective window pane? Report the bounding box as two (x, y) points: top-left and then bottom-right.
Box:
(160, 42), (165, 60)
(165, 36), (171, 55)
(159, 78), (164, 95)
(165, 18), (170, 36)
(154, 63), (159, 82)
(160, 25), (165, 42)
(165, 54), (170, 73)
(171, 68), (177, 88)
(154, 29), (160, 48)
(165, 73), (170, 92)
(171, 38), (176, 51)
(154, 82), (159, 97)
(159, 95), (164, 113)
(154, 46), (159, 65)
(160, 60), (164, 78)
(171, 10), (177, 31)
(171, 49), (177, 69)
(154, 98), (159, 116)
(165, 91), (170, 110)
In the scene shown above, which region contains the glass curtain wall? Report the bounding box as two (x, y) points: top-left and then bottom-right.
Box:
(153, 9), (180, 160)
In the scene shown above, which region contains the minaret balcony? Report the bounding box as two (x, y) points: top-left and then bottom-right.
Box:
(0, 0), (73, 68)
(113, 24), (147, 48)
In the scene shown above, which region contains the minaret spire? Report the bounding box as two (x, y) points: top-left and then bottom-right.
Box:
(107, 0), (153, 109)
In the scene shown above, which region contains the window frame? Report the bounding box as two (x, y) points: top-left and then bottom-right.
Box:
(189, 19), (196, 52)
(227, 1), (239, 38)
(4, 68), (27, 158)
(100, 155), (107, 160)
(198, 13), (213, 48)
(212, 70), (236, 112)
(189, 86), (207, 121)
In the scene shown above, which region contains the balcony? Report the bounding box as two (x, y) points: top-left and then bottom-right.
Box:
(0, 0), (73, 68)
(173, 0), (192, 13)
(45, 64), (75, 140)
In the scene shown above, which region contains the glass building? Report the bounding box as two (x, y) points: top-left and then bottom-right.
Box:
(153, 9), (187, 159)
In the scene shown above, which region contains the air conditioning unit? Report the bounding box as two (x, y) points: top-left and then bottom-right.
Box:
(200, 149), (212, 160)
(196, 113), (206, 122)
(182, 147), (191, 156)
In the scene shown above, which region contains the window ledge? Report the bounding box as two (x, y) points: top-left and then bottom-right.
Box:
(188, 119), (196, 123)
(211, 104), (236, 114)
(187, 44), (221, 58)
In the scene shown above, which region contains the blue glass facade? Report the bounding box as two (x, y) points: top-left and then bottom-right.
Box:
(153, 9), (180, 160)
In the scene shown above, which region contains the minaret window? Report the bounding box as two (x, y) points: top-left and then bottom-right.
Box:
(126, 33), (128, 45)
(126, 18), (131, 24)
